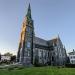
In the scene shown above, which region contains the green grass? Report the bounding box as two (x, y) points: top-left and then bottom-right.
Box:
(0, 66), (75, 75)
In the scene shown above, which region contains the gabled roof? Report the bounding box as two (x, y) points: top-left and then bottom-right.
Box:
(34, 36), (48, 46)
(68, 51), (75, 55)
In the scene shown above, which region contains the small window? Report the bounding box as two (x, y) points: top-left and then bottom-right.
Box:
(73, 56), (75, 59)
(71, 60), (73, 64)
(71, 56), (72, 59)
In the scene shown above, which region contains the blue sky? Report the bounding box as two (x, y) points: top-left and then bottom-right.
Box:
(0, 0), (75, 55)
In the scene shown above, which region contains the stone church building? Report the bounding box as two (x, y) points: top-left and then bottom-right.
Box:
(17, 4), (67, 66)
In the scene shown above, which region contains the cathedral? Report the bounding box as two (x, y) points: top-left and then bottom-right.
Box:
(17, 4), (67, 66)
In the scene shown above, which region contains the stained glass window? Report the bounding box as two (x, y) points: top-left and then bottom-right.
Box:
(27, 41), (31, 48)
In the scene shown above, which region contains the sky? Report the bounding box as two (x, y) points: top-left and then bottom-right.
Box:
(0, 0), (75, 55)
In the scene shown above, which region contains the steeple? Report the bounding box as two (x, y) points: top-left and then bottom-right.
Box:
(17, 3), (34, 65)
(26, 3), (32, 19)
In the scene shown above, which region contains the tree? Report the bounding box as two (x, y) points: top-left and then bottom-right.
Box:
(0, 53), (1, 61)
(10, 55), (16, 62)
(67, 56), (70, 64)
(4, 52), (13, 56)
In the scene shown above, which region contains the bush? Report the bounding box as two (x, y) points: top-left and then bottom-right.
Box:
(17, 66), (25, 70)
(66, 63), (75, 68)
(7, 67), (14, 70)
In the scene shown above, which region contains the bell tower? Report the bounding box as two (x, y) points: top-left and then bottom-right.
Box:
(17, 4), (34, 65)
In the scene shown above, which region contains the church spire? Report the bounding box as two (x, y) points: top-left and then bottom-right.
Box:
(26, 3), (32, 19)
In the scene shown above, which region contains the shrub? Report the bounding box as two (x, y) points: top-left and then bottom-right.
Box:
(66, 63), (75, 68)
(7, 67), (14, 71)
(17, 66), (25, 70)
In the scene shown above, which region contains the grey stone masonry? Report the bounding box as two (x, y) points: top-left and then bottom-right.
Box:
(17, 4), (67, 66)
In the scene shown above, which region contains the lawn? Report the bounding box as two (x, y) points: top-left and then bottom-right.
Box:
(0, 66), (75, 75)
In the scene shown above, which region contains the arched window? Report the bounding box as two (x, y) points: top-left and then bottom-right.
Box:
(27, 41), (31, 48)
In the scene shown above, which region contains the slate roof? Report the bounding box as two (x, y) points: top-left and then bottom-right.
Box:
(33, 36), (48, 46)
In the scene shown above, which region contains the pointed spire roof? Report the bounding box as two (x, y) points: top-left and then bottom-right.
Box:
(26, 3), (32, 19)
(28, 3), (31, 10)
